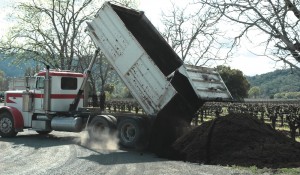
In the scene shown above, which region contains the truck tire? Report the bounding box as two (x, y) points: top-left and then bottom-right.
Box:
(0, 112), (18, 137)
(117, 117), (145, 148)
(88, 115), (116, 141)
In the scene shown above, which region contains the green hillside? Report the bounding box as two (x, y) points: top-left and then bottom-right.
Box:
(0, 59), (26, 77)
(0, 53), (37, 77)
(246, 69), (300, 98)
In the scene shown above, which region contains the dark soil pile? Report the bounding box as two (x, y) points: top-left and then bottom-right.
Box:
(149, 110), (191, 159)
(172, 113), (300, 168)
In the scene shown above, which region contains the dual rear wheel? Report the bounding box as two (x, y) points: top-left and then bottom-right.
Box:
(88, 115), (117, 141)
(88, 115), (147, 149)
(117, 117), (146, 148)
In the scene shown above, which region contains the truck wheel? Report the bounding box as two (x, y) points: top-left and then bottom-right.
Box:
(88, 115), (116, 141)
(117, 117), (144, 148)
(0, 112), (18, 137)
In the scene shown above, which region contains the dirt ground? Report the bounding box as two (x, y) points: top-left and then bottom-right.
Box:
(0, 130), (255, 175)
(172, 113), (300, 168)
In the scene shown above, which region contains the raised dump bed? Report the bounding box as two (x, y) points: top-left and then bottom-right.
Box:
(86, 2), (231, 119)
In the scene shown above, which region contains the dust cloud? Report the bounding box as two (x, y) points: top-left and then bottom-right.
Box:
(76, 128), (119, 153)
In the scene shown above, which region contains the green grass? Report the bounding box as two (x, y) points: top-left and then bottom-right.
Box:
(231, 165), (300, 175)
(278, 168), (300, 175)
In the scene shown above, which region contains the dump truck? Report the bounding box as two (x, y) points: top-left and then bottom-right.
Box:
(0, 2), (231, 154)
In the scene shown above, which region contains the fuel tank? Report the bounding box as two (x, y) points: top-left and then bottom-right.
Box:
(51, 117), (83, 132)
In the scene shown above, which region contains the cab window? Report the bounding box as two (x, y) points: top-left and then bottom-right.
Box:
(61, 77), (77, 90)
(36, 77), (45, 89)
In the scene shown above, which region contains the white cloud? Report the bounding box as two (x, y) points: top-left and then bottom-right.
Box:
(228, 54), (278, 76)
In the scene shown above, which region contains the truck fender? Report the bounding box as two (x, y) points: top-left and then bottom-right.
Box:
(0, 106), (24, 131)
(87, 115), (117, 141)
(88, 115), (115, 125)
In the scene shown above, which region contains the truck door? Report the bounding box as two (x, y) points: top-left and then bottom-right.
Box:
(34, 76), (45, 112)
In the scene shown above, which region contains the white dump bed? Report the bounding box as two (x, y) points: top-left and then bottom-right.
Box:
(86, 2), (232, 116)
(86, 2), (177, 115)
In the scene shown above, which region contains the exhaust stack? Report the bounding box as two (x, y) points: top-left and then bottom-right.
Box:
(43, 65), (51, 112)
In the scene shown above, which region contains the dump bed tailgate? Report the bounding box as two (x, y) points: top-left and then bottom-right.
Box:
(184, 64), (232, 100)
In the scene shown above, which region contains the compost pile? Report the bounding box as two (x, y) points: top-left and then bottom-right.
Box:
(172, 113), (300, 168)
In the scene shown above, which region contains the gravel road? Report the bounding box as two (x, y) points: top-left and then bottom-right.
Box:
(0, 129), (257, 175)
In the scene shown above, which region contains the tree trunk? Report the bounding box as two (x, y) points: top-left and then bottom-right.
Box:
(92, 94), (98, 107)
(280, 114), (284, 127)
(99, 91), (106, 111)
(260, 112), (264, 123)
(271, 114), (277, 129)
(290, 125), (296, 141)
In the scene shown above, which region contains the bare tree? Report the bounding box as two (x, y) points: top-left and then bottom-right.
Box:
(161, 1), (230, 66)
(72, 22), (116, 106)
(0, 0), (140, 102)
(115, 0), (140, 8)
(0, 0), (100, 70)
(0, 70), (7, 91)
(195, 0), (300, 72)
(72, 0), (140, 106)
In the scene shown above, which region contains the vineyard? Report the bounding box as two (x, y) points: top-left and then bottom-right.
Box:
(104, 99), (300, 142)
